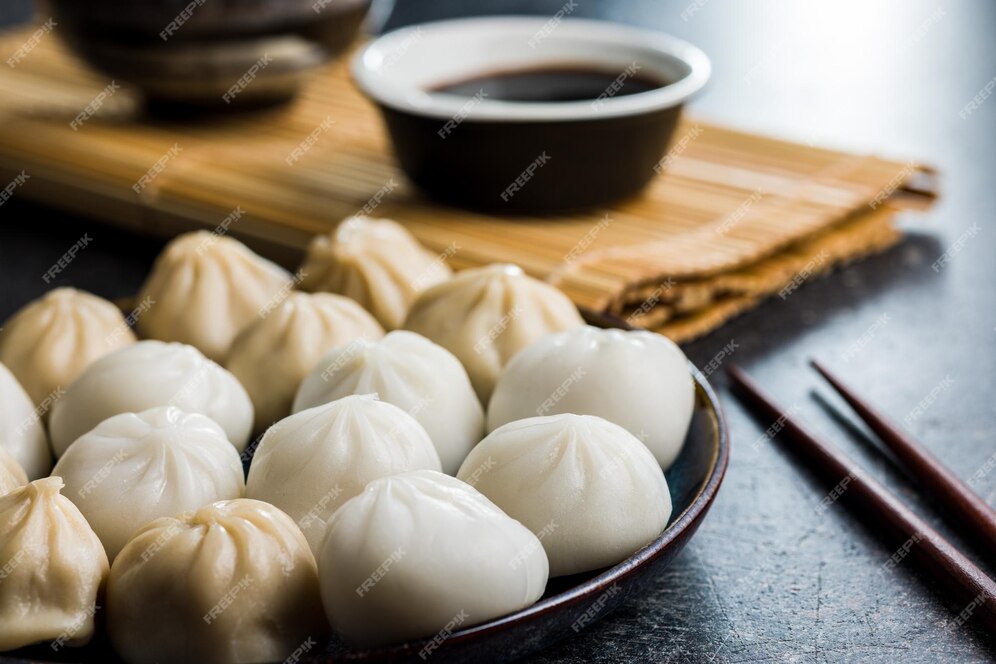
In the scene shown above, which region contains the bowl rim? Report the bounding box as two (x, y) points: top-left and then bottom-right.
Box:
(351, 15), (711, 122)
(338, 309), (731, 660)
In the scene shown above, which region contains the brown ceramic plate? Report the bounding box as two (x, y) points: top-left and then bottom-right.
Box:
(1, 311), (729, 664)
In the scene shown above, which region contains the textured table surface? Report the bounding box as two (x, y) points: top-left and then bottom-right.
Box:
(1, 0), (994, 662)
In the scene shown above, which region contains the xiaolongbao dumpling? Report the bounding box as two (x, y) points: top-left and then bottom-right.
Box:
(108, 499), (326, 664)
(458, 414), (672, 577)
(299, 216), (452, 329)
(319, 470), (548, 647)
(246, 395), (441, 554)
(293, 330), (483, 475)
(53, 407), (245, 560)
(135, 231), (293, 360)
(49, 340), (254, 457)
(0, 446), (27, 496)
(225, 292), (384, 431)
(0, 362), (51, 479)
(403, 264), (584, 403)
(0, 288), (136, 407)
(0, 477), (109, 651)
(487, 326), (695, 469)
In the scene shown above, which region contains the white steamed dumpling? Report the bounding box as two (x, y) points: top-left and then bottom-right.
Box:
(0, 288), (136, 407)
(225, 291), (384, 431)
(135, 231), (293, 361)
(247, 395), (441, 554)
(292, 330), (483, 475)
(0, 361), (51, 479)
(458, 414), (672, 577)
(0, 445), (27, 496)
(108, 498), (326, 664)
(53, 407), (245, 560)
(299, 216), (452, 329)
(0, 477), (109, 651)
(488, 326), (695, 469)
(48, 340), (254, 457)
(319, 470), (549, 647)
(403, 263), (584, 403)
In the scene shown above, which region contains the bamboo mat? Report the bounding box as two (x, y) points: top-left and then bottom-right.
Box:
(0, 24), (936, 343)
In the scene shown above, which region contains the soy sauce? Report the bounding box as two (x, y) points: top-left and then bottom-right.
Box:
(430, 65), (666, 103)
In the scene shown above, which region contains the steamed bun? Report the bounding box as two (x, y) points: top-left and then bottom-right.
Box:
(403, 264), (584, 403)
(135, 231), (293, 360)
(0, 288), (135, 407)
(319, 470), (548, 647)
(0, 477), (109, 651)
(108, 499), (326, 664)
(246, 395), (441, 554)
(48, 340), (254, 457)
(53, 407), (246, 560)
(458, 414), (672, 576)
(225, 291), (384, 431)
(292, 330), (484, 475)
(299, 216), (452, 329)
(488, 326), (695, 469)
(0, 362), (51, 479)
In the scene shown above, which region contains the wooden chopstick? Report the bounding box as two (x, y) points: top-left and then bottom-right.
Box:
(727, 364), (996, 633)
(811, 359), (996, 554)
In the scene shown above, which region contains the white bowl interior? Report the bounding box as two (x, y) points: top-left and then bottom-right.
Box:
(353, 16), (711, 121)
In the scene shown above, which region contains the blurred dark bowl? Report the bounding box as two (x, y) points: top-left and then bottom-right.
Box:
(46, 0), (371, 109)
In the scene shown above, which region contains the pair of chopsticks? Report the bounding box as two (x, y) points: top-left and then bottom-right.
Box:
(728, 361), (996, 634)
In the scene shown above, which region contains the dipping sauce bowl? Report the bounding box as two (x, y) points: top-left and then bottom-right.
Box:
(352, 16), (710, 212)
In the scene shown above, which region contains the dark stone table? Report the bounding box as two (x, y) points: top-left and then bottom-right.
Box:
(1, 0), (993, 662)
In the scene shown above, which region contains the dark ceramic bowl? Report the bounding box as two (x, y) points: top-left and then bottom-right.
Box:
(0, 309), (728, 664)
(46, 0), (371, 108)
(351, 17), (710, 212)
